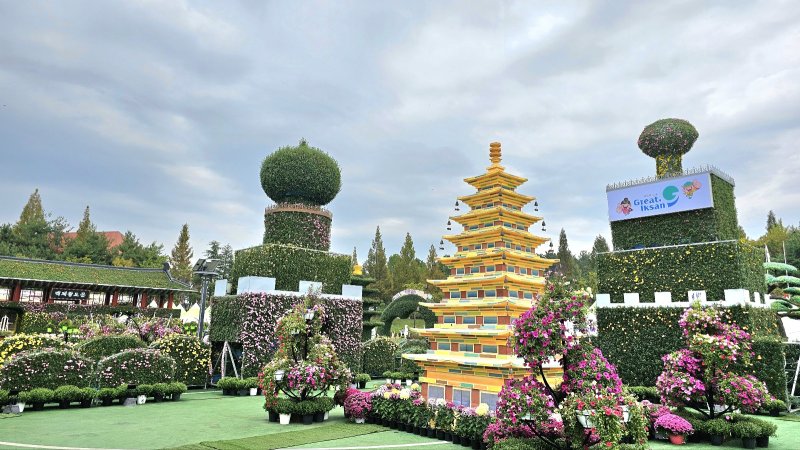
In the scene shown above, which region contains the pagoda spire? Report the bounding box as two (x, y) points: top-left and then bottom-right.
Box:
(489, 142), (502, 165)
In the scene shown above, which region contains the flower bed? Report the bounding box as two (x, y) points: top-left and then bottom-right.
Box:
(0, 348), (93, 391)
(150, 334), (211, 386)
(96, 348), (176, 387)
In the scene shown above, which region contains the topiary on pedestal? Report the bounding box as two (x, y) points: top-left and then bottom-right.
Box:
(638, 118), (699, 178)
(260, 139), (341, 206)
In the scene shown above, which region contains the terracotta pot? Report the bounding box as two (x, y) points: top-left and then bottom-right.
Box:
(668, 434), (686, 445)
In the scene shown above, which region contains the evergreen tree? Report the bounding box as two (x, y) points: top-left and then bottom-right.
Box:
(555, 228), (576, 278)
(114, 231), (166, 268)
(391, 233), (424, 291)
(217, 244), (234, 280)
(351, 246), (358, 267)
(62, 206), (111, 264)
(766, 210), (779, 232)
(17, 189), (45, 225)
(9, 189), (66, 260)
(364, 226), (388, 281)
(169, 224), (193, 283)
(589, 235), (610, 270)
(425, 244), (446, 280)
(204, 240), (222, 260)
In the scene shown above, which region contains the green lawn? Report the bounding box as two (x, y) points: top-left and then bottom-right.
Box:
(0, 390), (798, 450)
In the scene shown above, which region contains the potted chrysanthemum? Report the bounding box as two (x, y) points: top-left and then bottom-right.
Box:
(655, 413), (694, 445)
(345, 390), (371, 423)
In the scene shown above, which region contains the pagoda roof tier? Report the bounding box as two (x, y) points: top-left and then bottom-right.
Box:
(451, 206), (542, 228)
(438, 248), (557, 270)
(459, 187), (534, 208)
(444, 226), (549, 248)
(413, 327), (511, 338)
(404, 352), (528, 369)
(463, 166), (527, 191)
(427, 272), (546, 289)
(419, 297), (536, 311)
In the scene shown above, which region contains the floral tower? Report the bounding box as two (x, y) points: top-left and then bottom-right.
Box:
(404, 142), (560, 409)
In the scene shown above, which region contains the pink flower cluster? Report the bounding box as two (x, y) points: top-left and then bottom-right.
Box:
(716, 373), (769, 413)
(654, 413), (693, 435)
(344, 390), (372, 419)
(562, 346), (623, 396)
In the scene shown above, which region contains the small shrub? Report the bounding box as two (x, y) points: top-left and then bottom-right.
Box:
(355, 373), (371, 384)
(0, 333), (65, 365)
(96, 348), (176, 387)
(150, 334), (211, 386)
(626, 386), (659, 403)
(97, 387), (118, 400)
(732, 421), (762, 439)
(703, 418), (731, 437)
(0, 348), (93, 391)
(152, 383), (169, 397)
(24, 388), (55, 404)
(54, 385), (83, 403)
(216, 377), (240, 391)
(244, 377), (259, 390)
(135, 384), (153, 397)
(0, 389), (7, 405)
(165, 382), (187, 396)
(362, 337), (399, 376)
(78, 335), (145, 361)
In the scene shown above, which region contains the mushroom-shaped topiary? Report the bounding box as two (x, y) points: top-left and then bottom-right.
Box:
(260, 139), (341, 206)
(637, 118), (699, 177)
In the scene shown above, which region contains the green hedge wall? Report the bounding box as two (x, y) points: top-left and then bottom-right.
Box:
(230, 244), (351, 295)
(748, 337), (787, 401)
(15, 304), (179, 333)
(77, 335), (146, 361)
(96, 348), (176, 387)
(263, 210), (331, 251)
(209, 296), (245, 343)
(596, 306), (782, 387)
(598, 241), (764, 302)
(610, 175), (738, 250)
(379, 295), (436, 336)
(362, 337), (399, 376)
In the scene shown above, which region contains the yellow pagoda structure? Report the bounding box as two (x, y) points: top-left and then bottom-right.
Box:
(404, 142), (560, 409)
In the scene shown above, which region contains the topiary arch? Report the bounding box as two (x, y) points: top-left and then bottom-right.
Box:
(379, 294), (435, 336)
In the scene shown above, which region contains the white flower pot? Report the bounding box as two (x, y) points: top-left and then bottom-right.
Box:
(355, 417), (365, 424)
(324, 411), (329, 421)
(137, 395), (147, 405)
(405, 380), (412, 386)
(249, 388), (258, 396)
(14, 402), (25, 413)
(576, 410), (595, 428)
(621, 405), (630, 423)
(385, 378), (392, 384)
(395, 379), (402, 385)
(279, 413), (291, 425)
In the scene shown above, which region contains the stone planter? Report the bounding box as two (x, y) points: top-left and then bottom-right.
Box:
(249, 388), (258, 396)
(358, 382), (367, 389)
(472, 439), (481, 450)
(324, 411), (329, 421)
(742, 437), (756, 449)
(302, 414), (314, 425)
(171, 393), (182, 401)
(268, 411), (278, 422)
(237, 389), (249, 396)
(101, 398), (114, 407)
(314, 412), (324, 422)
(58, 401), (70, 409)
(80, 399), (92, 408)
(31, 402), (45, 411)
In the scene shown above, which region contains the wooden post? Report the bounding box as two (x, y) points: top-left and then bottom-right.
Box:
(112, 290), (119, 306)
(167, 292), (174, 309)
(11, 284), (21, 302)
(140, 292), (148, 309)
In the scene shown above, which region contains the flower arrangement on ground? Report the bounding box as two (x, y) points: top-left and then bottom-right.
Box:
(344, 390), (372, 422)
(656, 303), (771, 419)
(654, 413), (693, 444)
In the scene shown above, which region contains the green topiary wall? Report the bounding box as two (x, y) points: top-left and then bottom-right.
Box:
(595, 306), (783, 391)
(749, 337), (787, 401)
(230, 244), (351, 295)
(208, 296), (245, 343)
(263, 210), (331, 251)
(610, 175), (738, 250)
(597, 240), (764, 302)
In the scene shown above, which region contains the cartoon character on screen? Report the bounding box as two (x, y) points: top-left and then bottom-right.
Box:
(682, 179), (702, 198)
(616, 197), (633, 215)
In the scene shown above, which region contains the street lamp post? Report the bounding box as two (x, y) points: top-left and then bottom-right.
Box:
(192, 258), (220, 340)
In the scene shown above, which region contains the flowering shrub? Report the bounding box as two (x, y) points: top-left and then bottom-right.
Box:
(77, 335), (145, 361)
(344, 390), (372, 419)
(96, 348), (176, 387)
(656, 303), (770, 418)
(654, 413), (693, 435)
(0, 348), (93, 391)
(126, 317), (183, 344)
(562, 344), (623, 396)
(150, 334), (211, 386)
(0, 333), (65, 365)
(496, 376), (555, 429)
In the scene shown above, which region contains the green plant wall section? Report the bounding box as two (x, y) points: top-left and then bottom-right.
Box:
(610, 175), (738, 250)
(208, 296), (245, 343)
(263, 210), (332, 251)
(595, 306), (783, 392)
(230, 244), (351, 295)
(597, 241), (764, 302)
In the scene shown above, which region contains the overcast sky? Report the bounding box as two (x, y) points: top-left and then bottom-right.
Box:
(1, 1), (798, 262)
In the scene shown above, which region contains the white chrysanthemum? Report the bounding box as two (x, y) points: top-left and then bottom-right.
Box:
(475, 403), (489, 416)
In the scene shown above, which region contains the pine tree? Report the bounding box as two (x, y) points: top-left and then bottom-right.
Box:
(17, 189), (45, 225)
(391, 233), (424, 291)
(170, 224), (193, 283)
(766, 210), (782, 232)
(351, 246), (358, 267)
(218, 244), (234, 280)
(62, 206), (111, 264)
(204, 240), (222, 259)
(364, 226), (388, 281)
(425, 244), (446, 280)
(556, 228), (576, 278)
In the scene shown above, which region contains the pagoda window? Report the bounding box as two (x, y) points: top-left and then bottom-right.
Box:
(467, 291), (478, 298)
(506, 265), (515, 273)
(19, 289), (43, 303)
(450, 290), (461, 298)
(470, 266), (480, 274)
(480, 392), (498, 410)
(504, 242), (512, 248)
(503, 222), (512, 228)
(531, 269), (540, 276)
(438, 342), (450, 351)
(461, 246), (468, 251)
(453, 388), (472, 407)
(463, 316), (476, 324)
(487, 242), (495, 248)
(88, 292), (105, 305)
(444, 315), (456, 324)
(482, 345), (498, 354)
(428, 385), (445, 401)
(515, 244), (522, 250)
(484, 290), (496, 298)
(456, 268), (465, 275)
(473, 244), (482, 250)
(484, 316), (498, 324)
(524, 292), (534, 299)
(509, 291), (519, 298)
(0, 287), (10, 301)
(484, 222), (493, 228)
(486, 265), (495, 272)
(470, 225), (479, 230)
(117, 293), (134, 305)
(486, 202), (493, 207)
(459, 343), (474, 352)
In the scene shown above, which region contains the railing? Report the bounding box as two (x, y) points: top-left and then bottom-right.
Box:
(606, 165), (736, 192)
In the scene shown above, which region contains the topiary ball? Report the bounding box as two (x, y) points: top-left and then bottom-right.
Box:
(637, 118), (699, 158)
(260, 139), (341, 206)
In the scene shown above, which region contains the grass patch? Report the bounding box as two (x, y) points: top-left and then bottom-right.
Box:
(173, 423), (385, 449)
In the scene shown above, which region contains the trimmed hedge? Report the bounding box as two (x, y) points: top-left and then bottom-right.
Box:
(609, 175), (738, 251)
(150, 334), (211, 386)
(230, 244), (351, 295)
(379, 295), (435, 336)
(596, 306), (782, 387)
(263, 210), (331, 251)
(78, 335), (146, 361)
(96, 348), (176, 387)
(598, 240), (764, 302)
(637, 118), (699, 158)
(259, 140), (341, 206)
(362, 337), (399, 376)
(0, 348), (94, 391)
(749, 337), (787, 401)
(209, 296), (245, 343)
(17, 304), (179, 333)
(0, 333), (65, 366)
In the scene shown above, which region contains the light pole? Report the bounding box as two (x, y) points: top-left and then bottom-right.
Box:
(192, 258), (220, 340)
